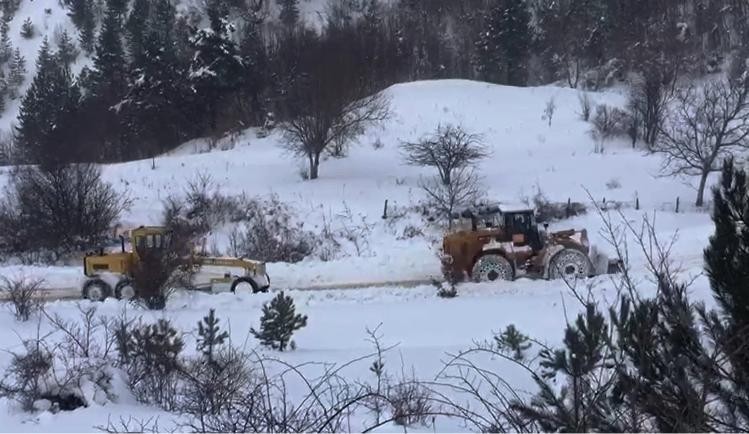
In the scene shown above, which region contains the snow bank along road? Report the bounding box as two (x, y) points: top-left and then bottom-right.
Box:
(0, 278), (437, 302)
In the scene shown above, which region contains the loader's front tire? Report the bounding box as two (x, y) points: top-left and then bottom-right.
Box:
(115, 279), (137, 300)
(230, 277), (262, 294)
(471, 254), (514, 282)
(83, 279), (113, 302)
(548, 249), (592, 280)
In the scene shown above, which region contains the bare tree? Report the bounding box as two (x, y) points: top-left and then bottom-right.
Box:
(543, 97), (556, 126)
(578, 91), (593, 121)
(402, 124), (489, 186)
(589, 105), (619, 153)
(280, 31), (390, 180)
(1, 276), (44, 321)
(657, 78), (749, 207)
(629, 67), (677, 149)
(420, 169), (484, 226)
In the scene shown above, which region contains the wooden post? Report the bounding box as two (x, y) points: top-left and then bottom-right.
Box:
(635, 196), (640, 210)
(566, 198), (571, 218)
(675, 197), (680, 214)
(382, 199), (388, 219)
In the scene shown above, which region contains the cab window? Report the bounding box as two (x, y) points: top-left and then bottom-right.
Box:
(506, 213), (532, 234)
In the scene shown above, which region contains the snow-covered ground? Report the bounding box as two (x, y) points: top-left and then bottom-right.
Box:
(0, 79), (720, 431)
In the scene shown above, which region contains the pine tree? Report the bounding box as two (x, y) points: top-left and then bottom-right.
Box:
(66, 0), (96, 53)
(147, 0), (178, 53)
(513, 303), (616, 431)
(704, 158), (749, 324)
(8, 48), (26, 98)
(278, 0), (300, 29)
(2, 0), (20, 19)
(127, 319), (184, 374)
(238, 12), (267, 123)
(494, 324), (531, 360)
(196, 309), (229, 363)
(92, 0), (127, 95)
(702, 157), (749, 429)
(250, 291), (307, 351)
(188, 6), (245, 133)
(56, 30), (80, 66)
(125, 0), (150, 65)
(121, 0), (193, 157)
(0, 68), (7, 113)
(16, 38), (81, 167)
(79, 0), (129, 157)
(475, 0), (531, 86)
(0, 20), (12, 64)
(20, 17), (34, 39)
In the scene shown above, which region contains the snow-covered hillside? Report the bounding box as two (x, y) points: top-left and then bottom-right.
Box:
(0, 79), (719, 431)
(0, 79), (714, 289)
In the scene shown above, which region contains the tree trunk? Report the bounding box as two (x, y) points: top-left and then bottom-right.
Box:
(696, 171), (709, 207)
(309, 153), (320, 180)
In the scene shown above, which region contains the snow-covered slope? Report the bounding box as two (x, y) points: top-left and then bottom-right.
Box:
(0, 78), (719, 431)
(0, 79), (714, 290)
(0, 1), (81, 130)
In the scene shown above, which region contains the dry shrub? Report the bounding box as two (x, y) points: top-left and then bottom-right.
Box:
(1, 276), (44, 321)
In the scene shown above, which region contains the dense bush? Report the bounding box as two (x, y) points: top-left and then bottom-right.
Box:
(0, 306), (118, 413)
(0, 164), (127, 261)
(120, 319), (184, 410)
(230, 195), (319, 263)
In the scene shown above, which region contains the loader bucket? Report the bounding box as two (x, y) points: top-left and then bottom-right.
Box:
(607, 259), (623, 274)
(589, 245), (622, 276)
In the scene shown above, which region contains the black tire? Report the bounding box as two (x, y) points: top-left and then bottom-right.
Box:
(82, 279), (113, 302)
(471, 253), (515, 282)
(548, 249), (592, 280)
(230, 277), (261, 294)
(115, 278), (138, 300)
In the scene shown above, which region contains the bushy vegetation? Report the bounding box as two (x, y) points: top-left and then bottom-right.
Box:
(0, 164), (127, 262)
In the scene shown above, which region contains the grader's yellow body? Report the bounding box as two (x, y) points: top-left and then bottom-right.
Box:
(82, 226), (270, 301)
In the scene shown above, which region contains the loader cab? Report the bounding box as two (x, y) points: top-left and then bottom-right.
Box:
(499, 206), (542, 250)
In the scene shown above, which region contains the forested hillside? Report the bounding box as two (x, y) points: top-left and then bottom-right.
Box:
(0, 0), (746, 166)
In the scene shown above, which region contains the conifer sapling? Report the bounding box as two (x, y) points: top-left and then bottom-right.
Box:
(250, 291), (307, 351)
(20, 18), (34, 39)
(495, 324), (531, 360)
(196, 308), (229, 363)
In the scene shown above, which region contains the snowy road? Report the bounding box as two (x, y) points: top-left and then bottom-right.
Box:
(0, 278), (437, 302)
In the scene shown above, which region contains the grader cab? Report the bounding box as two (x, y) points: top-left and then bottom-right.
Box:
(82, 226), (270, 301)
(441, 204), (619, 282)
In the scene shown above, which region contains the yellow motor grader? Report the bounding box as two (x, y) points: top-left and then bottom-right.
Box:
(82, 226), (270, 301)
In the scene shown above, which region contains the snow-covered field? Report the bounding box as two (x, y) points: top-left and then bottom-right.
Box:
(0, 79), (719, 431)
